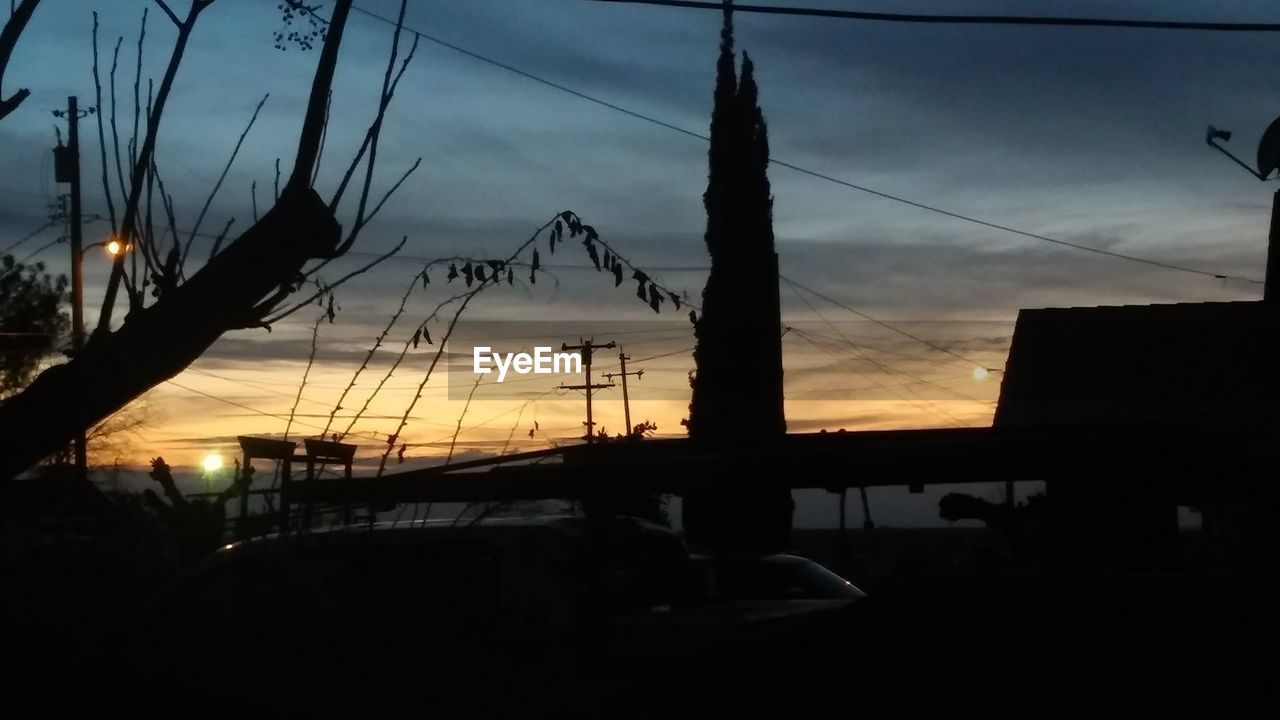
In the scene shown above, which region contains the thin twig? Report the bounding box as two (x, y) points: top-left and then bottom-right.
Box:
(108, 35), (127, 244)
(284, 315), (324, 441)
(445, 374), (485, 465)
(333, 285), (472, 444)
(305, 156), (421, 281)
(373, 216), (561, 475)
(207, 216), (234, 260)
(304, 5), (421, 279)
(311, 88), (331, 186)
(319, 265), (424, 438)
(264, 236), (406, 324)
(152, 163), (180, 261)
(90, 13), (118, 235)
(180, 93), (268, 271)
(328, 22), (417, 215)
(132, 8), (146, 169)
(98, 0), (215, 332)
(331, 256), (557, 445)
(498, 400), (531, 457)
(140, 154), (153, 294)
(338, 4), (415, 257)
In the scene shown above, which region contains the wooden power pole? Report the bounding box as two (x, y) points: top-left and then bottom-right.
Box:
(603, 352), (644, 435)
(53, 95), (91, 481)
(559, 339), (615, 443)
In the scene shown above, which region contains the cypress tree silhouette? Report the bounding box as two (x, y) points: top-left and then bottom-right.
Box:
(685, 1), (791, 553)
(689, 4), (785, 445)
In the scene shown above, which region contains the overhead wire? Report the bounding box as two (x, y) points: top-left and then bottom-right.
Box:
(347, 2), (1264, 286)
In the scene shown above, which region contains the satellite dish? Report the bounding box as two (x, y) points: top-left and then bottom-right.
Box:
(1258, 114), (1280, 180)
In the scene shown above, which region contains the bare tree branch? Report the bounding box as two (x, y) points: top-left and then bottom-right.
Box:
(372, 216), (562, 475)
(445, 375), (485, 465)
(180, 93), (269, 271)
(329, 23), (418, 214)
(0, 0), (40, 122)
(264, 235), (407, 324)
(311, 88), (332, 186)
(287, 0), (352, 193)
(335, 286), (473, 444)
(91, 13), (119, 235)
(108, 35), (128, 242)
(98, 0), (217, 333)
(153, 0), (180, 27)
(132, 8), (147, 170)
(284, 315), (323, 441)
(319, 265), (425, 439)
(207, 216), (234, 260)
(340, 1), (413, 247)
(304, 156), (421, 280)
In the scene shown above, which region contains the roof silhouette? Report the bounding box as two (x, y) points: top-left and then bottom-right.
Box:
(995, 299), (1277, 427)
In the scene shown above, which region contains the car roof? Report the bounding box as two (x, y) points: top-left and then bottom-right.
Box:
(688, 552), (813, 564)
(214, 514), (682, 558)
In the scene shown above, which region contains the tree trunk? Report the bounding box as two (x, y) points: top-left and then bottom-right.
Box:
(0, 188), (340, 480)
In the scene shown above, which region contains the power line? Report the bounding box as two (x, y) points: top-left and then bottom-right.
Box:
(767, 161), (1261, 284)
(1, 219), (58, 257)
(588, 0), (1280, 32)
(781, 274), (987, 367)
(163, 379), (386, 443)
(0, 237), (65, 279)
(789, 328), (966, 427)
(783, 286), (985, 405)
(348, 3), (1263, 286)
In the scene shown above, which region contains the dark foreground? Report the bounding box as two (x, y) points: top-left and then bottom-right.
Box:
(5, 533), (1276, 718)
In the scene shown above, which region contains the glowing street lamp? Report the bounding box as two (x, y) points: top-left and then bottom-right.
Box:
(104, 237), (123, 256)
(972, 366), (1004, 381)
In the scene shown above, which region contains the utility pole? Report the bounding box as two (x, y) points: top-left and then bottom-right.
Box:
(53, 96), (92, 482)
(559, 339), (615, 443)
(602, 352), (643, 435)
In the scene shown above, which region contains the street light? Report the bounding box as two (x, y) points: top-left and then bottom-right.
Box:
(972, 366), (1004, 381)
(104, 237), (123, 256)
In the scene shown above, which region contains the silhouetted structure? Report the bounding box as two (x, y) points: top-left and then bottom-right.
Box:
(996, 299), (1280, 570)
(684, 1), (791, 554)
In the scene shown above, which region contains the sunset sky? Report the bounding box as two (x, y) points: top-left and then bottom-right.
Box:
(2, 0), (1276, 476)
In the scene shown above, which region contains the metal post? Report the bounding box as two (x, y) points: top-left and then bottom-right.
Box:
(1266, 189), (1279, 304)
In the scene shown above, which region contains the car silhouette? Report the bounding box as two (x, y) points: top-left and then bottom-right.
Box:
(92, 514), (863, 715)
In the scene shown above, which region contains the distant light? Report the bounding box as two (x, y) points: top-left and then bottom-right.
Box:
(202, 453), (223, 473)
(105, 238), (123, 256)
(972, 366), (990, 381)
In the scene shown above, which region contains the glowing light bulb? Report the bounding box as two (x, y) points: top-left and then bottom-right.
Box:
(972, 366), (990, 381)
(105, 238), (123, 256)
